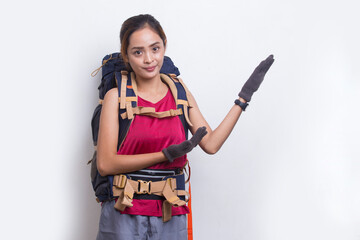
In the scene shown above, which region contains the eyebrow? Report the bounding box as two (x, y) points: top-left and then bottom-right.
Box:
(130, 42), (161, 51)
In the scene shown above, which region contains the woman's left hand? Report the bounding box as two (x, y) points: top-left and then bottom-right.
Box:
(238, 55), (275, 102)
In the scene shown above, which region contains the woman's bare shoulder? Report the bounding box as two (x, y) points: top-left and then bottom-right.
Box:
(103, 88), (118, 103)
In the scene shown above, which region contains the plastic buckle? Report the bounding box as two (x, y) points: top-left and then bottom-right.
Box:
(114, 175), (127, 188)
(137, 180), (151, 194)
(166, 178), (175, 190)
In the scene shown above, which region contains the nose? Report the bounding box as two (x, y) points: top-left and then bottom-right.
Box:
(144, 52), (154, 64)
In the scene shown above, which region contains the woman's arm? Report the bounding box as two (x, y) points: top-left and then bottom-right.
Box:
(188, 94), (245, 155)
(97, 88), (167, 176)
(188, 55), (274, 154)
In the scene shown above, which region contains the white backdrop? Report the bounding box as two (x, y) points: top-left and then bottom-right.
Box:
(1, 0), (359, 239)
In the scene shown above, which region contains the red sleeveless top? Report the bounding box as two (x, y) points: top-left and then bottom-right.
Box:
(118, 88), (189, 216)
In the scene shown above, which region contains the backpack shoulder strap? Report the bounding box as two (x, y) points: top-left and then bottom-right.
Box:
(114, 71), (137, 150)
(115, 71), (139, 118)
(160, 73), (193, 128)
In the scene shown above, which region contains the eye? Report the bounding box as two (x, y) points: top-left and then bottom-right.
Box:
(134, 50), (142, 56)
(152, 47), (160, 52)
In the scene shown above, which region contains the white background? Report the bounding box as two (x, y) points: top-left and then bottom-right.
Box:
(1, 0), (359, 239)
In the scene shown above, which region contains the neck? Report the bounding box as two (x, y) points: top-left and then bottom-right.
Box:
(135, 73), (168, 101)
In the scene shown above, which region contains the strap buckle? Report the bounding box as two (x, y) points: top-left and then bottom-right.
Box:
(137, 180), (151, 194)
(114, 174), (127, 188)
(166, 178), (174, 189)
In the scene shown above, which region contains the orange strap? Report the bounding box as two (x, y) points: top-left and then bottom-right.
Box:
(187, 182), (193, 240)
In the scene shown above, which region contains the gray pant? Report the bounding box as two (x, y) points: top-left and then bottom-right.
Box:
(96, 201), (187, 240)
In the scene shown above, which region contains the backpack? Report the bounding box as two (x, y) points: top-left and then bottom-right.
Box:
(89, 53), (193, 202)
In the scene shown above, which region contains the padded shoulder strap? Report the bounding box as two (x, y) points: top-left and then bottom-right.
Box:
(159, 73), (179, 105)
(176, 77), (194, 108)
(114, 71), (135, 150)
(160, 74), (193, 127)
(115, 71), (138, 108)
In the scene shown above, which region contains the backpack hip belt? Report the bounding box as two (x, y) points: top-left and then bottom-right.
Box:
(112, 170), (189, 222)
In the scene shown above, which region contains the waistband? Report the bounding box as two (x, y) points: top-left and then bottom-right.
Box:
(124, 169), (184, 200)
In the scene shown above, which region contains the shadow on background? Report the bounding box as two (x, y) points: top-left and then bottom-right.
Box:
(70, 134), (101, 240)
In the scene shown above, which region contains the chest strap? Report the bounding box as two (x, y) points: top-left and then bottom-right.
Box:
(120, 106), (183, 119)
(112, 174), (189, 222)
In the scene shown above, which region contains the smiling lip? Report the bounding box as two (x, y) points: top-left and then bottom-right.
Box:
(144, 66), (156, 72)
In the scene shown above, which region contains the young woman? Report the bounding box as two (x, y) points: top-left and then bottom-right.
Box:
(96, 14), (274, 240)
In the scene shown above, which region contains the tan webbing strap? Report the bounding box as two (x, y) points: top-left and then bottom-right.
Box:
(182, 104), (193, 127)
(113, 182), (135, 211)
(161, 178), (187, 222)
(125, 96), (137, 102)
(176, 99), (193, 126)
(145, 108), (182, 118)
(160, 74), (194, 126)
(121, 181), (135, 207)
(162, 178), (187, 207)
(176, 190), (190, 200)
(176, 77), (194, 126)
(177, 77), (194, 108)
(130, 72), (138, 96)
(162, 200), (172, 222)
(119, 71), (128, 109)
(113, 175), (135, 211)
(125, 102), (134, 119)
(120, 106), (154, 119)
(177, 99), (189, 106)
(113, 191), (124, 210)
(120, 107), (183, 119)
(160, 74), (179, 106)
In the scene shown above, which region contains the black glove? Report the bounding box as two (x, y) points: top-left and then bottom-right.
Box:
(162, 126), (208, 162)
(238, 55), (275, 102)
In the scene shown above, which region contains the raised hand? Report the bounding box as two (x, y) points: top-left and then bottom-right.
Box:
(238, 55), (275, 102)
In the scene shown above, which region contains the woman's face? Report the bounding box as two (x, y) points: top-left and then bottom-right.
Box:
(126, 26), (165, 81)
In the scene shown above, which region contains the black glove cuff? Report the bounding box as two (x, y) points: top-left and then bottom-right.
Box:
(162, 149), (174, 163)
(234, 99), (249, 111)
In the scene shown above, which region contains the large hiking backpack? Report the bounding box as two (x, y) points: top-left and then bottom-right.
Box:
(89, 53), (193, 202)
